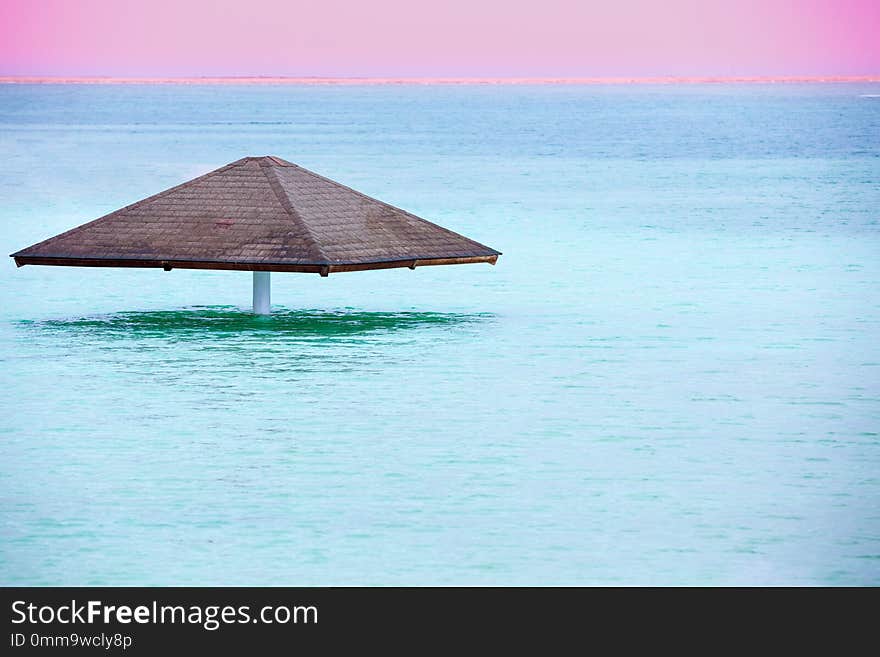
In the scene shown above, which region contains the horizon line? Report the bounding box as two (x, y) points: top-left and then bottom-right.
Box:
(2, 75), (879, 86)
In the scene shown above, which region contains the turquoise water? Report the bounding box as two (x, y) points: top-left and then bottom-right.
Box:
(1, 83), (879, 585)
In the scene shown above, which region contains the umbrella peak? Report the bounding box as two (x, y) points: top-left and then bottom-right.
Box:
(234, 155), (296, 167)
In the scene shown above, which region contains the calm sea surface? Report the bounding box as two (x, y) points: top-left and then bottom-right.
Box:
(0, 83), (878, 585)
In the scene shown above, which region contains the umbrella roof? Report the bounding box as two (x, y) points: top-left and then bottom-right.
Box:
(11, 156), (500, 276)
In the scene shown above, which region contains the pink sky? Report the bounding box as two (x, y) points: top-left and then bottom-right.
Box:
(1, 0), (878, 78)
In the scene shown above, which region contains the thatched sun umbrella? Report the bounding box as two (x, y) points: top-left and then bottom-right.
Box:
(10, 156), (500, 313)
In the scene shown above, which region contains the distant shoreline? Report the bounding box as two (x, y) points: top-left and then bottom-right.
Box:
(1, 75), (879, 86)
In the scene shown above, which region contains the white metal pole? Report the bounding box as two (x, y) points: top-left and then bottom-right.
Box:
(253, 271), (271, 314)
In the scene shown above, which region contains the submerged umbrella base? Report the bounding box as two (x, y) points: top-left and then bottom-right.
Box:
(252, 271), (271, 315)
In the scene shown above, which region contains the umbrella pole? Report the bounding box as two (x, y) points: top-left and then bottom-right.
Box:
(253, 271), (271, 314)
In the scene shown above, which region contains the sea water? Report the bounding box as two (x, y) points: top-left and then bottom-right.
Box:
(0, 83), (878, 585)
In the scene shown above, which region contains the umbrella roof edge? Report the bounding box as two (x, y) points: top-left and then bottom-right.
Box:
(11, 253), (499, 276)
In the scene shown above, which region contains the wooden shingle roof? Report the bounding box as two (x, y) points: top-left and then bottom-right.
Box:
(11, 156), (500, 276)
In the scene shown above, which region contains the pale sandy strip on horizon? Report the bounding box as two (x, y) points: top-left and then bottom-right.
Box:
(1, 76), (879, 85)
